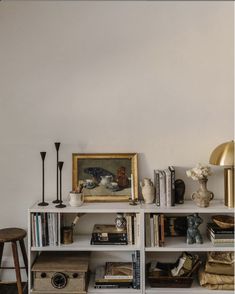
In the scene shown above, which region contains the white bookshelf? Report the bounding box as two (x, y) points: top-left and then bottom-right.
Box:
(28, 200), (234, 294)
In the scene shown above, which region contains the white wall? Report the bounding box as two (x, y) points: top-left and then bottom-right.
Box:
(0, 1), (233, 278)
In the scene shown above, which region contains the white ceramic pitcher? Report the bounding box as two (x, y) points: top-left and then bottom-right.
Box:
(68, 191), (84, 207)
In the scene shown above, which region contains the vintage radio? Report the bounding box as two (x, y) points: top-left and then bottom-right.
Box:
(32, 251), (90, 293)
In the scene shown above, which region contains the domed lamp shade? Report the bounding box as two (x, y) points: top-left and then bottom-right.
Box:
(209, 141), (234, 207)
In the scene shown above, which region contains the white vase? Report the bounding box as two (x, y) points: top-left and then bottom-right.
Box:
(140, 178), (155, 204)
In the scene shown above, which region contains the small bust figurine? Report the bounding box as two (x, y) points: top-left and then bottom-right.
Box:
(187, 213), (203, 244)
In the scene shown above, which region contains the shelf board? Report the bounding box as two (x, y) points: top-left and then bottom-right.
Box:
(145, 236), (234, 252)
(29, 201), (141, 213)
(141, 200), (233, 213)
(31, 235), (140, 252)
(145, 280), (232, 293)
(88, 275), (141, 294)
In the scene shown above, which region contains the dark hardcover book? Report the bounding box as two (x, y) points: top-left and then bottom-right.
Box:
(92, 235), (127, 242)
(207, 223), (234, 234)
(135, 251), (141, 289)
(131, 215), (135, 245)
(168, 166), (175, 206)
(154, 170), (160, 206)
(207, 228), (234, 239)
(91, 240), (128, 245)
(164, 216), (187, 237)
(95, 283), (132, 288)
(132, 253), (136, 289)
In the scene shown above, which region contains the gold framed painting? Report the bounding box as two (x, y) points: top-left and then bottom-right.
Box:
(72, 153), (138, 202)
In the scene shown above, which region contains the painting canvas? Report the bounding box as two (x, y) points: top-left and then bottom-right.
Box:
(72, 153), (138, 202)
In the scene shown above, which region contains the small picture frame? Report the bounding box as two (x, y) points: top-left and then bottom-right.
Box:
(72, 153), (138, 202)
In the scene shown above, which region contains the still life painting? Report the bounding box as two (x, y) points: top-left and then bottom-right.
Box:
(72, 153), (138, 202)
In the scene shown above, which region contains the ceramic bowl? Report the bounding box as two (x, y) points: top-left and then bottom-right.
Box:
(212, 215), (234, 229)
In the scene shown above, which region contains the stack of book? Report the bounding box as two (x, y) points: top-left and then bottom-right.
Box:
(207, 223), (234, 247)
(31, 213), (58, 247)
(94, 262), (133, 289)
(145, 214), (165, 247)
(91, 225), (128, 245)
(154, 166), (175, 207)
(94, 253), (140, 289)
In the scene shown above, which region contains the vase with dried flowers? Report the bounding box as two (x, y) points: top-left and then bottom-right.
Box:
(186, 164), (214, 208)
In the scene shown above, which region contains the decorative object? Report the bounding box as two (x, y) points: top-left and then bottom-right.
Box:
(209, 140), (234, 208)
(38, 152), (48, 206)
(115, 213), (127, 232)
(55, 161), (66, 208)
(68, 191), (84, 207)
(140, 178), (155, 204)
(186, 213), (203, 244)
(31, 252), (90, 293)
(72, 153), (138, 202)
(186, 164), (214, 207)
(53, 142), (61, 204)
(175, 179), (185, 204)
(212, 215), (234, 229)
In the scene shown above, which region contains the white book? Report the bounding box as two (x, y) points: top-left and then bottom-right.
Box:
(31, 213), (35, 247)
(159, 170), (166, 207)
(134, 215), (137, 245)
(164, 169), (172, 207)
(52, 214), (57, 246)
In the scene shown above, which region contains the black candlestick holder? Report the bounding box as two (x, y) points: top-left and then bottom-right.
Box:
(38, 152), (49, 206)
(55, 161), (66, 208)
(53, 142), (61, 204)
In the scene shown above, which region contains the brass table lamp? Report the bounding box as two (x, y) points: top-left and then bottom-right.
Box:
(209, 140), (234, 208)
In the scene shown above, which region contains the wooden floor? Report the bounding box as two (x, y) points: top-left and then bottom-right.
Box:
(0, 283), (27, 294)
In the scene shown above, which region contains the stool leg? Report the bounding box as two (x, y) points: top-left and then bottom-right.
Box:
(19, 239), (28, 277)
(12, 241), (23, 294)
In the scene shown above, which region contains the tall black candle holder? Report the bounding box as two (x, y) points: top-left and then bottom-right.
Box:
(55, 161), (66, 208)
(38, 152), (49, 206)
(53, 142), (61, 204)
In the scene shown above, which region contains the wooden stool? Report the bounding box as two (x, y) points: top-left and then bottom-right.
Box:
(0, 228), (28, 294)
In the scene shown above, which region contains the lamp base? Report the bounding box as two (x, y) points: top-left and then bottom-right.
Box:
(224, 168), (234, 208)
(38, 201), (49, 206)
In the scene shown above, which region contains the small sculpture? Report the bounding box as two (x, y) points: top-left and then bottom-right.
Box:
(175, 179), (185, 204)
(187, 213), (203, 244)
(140, 178), (155, 204)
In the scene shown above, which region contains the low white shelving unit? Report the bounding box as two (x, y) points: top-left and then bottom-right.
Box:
(28, 200), (234, 294)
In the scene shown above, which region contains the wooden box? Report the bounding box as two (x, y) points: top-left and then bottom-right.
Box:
(32, 252), (90, 293)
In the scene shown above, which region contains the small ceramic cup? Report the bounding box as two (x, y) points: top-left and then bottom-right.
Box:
(68, 191), (84, 207)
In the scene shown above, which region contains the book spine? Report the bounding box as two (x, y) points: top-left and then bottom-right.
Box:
(104, 276), (133, 280)
(127, 215), (133, 245)
(131, 214), (135, 245)
(145, 214), (151, 247)
(207, 229), (234, 239)
(150, 215), (154, 247)
(168, 166), (175, 206)
(135, 251), (141, 289)
(154, 170), (160, 206)
(38, 213), (42, 247)
(164, 169), (172, 207)
(159, 171), (166, 207)
(31, 213), (35, 247)
(132, 253), (137, 289)
(34, 213), (39, 247)
(160, 214), (165, 247)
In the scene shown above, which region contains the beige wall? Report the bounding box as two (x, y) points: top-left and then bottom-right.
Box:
(0, 0), (233, 258)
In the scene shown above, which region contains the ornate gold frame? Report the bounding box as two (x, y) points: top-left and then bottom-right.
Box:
(72, 153), (138, 202)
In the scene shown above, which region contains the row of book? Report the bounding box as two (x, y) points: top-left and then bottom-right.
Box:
(31, 213), (58, 247)
(94, 252), (140, 289)
(207, 222), (234, 247)
(154, 166), (176, 207)
(90, 214), (140, 246)
(145, 214), (165, 247)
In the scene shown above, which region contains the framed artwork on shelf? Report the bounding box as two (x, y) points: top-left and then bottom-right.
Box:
(72, 153), (138, 202)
